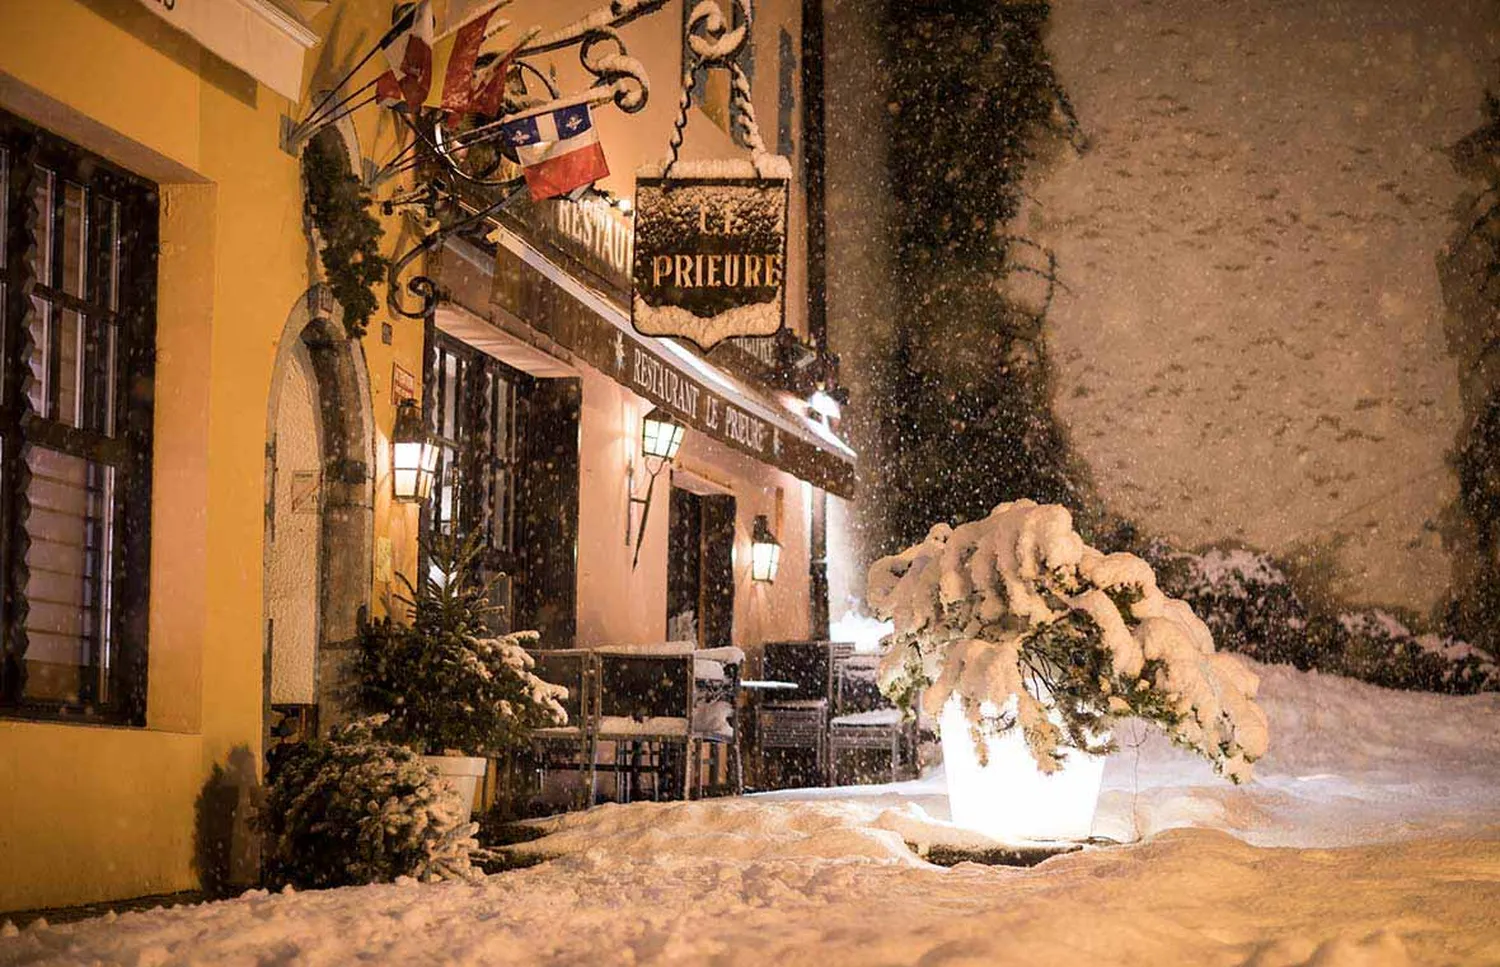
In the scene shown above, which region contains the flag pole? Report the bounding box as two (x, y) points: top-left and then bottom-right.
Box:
(290, 77), (379, 141)
(297, 5), (419, 135)
(433, 0), (510, 43)
(301, 96), (377, 137)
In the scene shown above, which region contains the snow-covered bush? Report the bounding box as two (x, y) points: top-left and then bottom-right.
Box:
(870, 500), (1269, 783)
(258, 718), (480, 889)
(354, 535), (568, 755)
(1336, 609), (1498, 694)
(1151, 547), (1315, 669)
(1149, 543), (1498, 694)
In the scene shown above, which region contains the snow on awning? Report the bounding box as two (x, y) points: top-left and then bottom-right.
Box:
(133, 0), (320, 101)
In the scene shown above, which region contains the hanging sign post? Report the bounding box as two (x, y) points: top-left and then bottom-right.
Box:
(632, 170), (788, 350)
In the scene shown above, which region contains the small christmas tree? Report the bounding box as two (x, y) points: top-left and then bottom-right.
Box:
(259, 717), (479, 889)
(871, 500), (1268, 782)
(353, 534), (567, 756)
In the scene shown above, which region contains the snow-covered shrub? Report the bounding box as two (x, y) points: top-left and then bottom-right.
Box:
(259, 718), (480, 889)
(1152, 547), (1315, 669)
(1336, 610), (1498, 695)
(1148, 542), (1498, 694)
(354, 535), (568, 755)
(870, 500), (1269, 783)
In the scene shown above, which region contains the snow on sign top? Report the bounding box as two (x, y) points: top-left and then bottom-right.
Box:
(631, 157), (791, 351)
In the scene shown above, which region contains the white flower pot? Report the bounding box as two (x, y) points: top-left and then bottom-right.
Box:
(940, 698), (1106, 843)
(422, 754), (487, 824)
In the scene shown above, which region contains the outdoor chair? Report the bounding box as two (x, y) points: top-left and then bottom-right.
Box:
(525, 648), (597, 810)
(757, 640), (837, 787)
(827, 651), (912, 785)
(591, 649), (697, 802)
(689, 647), (744, 797)
(756, 698), (830, 787)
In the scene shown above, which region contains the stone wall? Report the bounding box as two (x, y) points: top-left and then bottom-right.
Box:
(1024, 0), (1500, 614)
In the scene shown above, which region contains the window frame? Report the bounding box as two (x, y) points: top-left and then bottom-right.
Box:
(0, 110), (158, 726)
(423, 331), (530, 614)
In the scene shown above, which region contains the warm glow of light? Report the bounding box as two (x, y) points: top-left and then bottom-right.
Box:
(809, 389), (841, 421)
(940, 697), (1106, 843)
(751, 537), (781, 583)
(641, 407), (684, 460)
(392, 399), (438, 502)
(751, 514), (781, 583)
(830, 610), (894, 654)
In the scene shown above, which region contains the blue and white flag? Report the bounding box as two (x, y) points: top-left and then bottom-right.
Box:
(500, 103), (609, 200)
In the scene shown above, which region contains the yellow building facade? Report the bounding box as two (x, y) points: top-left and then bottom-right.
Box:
(0, 0), (851, 913)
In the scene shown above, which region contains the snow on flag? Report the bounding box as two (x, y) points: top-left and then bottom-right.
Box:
(501, 103), (610, 201)
(431, 4), (499, 119)
(375, 0), (434, 112)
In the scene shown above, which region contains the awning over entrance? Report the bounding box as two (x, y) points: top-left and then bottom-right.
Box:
(481, 222), (856, 497)
(435, 216), (856, 497)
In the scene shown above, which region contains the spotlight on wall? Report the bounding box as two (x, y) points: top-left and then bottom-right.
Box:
(751, 515), (782, 584)
(392, 398), (437, 502)
(808, 389), (841, 422)
(628, 407), (685, 569)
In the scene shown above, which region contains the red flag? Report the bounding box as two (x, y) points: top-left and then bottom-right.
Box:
(469, 52), (515, 118)
(376, 1), (433, 112)
(439, 9), (493, 118)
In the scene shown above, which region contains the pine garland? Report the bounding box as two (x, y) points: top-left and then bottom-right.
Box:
(301, 129), (388, 339)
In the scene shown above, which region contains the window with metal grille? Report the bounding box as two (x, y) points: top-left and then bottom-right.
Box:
(426, 333), (528, 626)
(0, 110), (157, 725)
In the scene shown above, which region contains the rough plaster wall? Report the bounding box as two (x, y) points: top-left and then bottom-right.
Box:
(1026, 0), (1500, 614)
(267, 351), (321, 705)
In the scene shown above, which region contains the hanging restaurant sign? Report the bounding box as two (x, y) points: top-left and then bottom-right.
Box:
(631, 170), (789, 351)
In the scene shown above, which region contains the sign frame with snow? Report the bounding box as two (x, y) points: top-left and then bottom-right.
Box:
(631, 161), (790, 351)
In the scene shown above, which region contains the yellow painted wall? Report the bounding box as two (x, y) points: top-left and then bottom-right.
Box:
(0, 0), (431, 911)
(0, 0), (823, 911)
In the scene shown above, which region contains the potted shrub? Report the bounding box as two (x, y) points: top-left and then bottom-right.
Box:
(353, 535), (568, 821)
(869, 500), (1269, 842)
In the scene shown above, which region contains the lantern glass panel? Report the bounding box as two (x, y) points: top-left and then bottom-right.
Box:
(752, 536), (781, 583)
(642, 410), (684, 460)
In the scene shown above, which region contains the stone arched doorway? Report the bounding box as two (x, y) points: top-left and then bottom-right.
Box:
(263, 284), (374, 747)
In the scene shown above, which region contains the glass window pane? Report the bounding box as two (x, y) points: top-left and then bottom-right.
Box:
(28, 295), (51, 418)
(30, 168), (53, 285)
(98, 321), (118, 437)
(442, 353), (460, 439)
(61, 180), (86, 299)
(57, 308), (83, 428)
(0, 147), (8, 270)
(22, 448), (114, 705)
(95, 195), (118, 310)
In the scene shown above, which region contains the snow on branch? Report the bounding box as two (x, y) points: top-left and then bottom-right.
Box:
(869, 500), (1270, 782)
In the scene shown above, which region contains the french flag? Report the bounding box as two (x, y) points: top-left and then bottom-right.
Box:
(501, 103), (610, 201)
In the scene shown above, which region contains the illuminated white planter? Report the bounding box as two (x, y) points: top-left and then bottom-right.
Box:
(940, 698), (1106, 843)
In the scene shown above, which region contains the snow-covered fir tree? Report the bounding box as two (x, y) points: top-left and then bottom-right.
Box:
(870, 500), (1269, 782)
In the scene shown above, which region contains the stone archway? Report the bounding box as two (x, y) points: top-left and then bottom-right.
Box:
(263, 283), (374, 745)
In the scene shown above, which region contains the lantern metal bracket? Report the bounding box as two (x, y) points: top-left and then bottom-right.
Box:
(626, 454), (670, 571)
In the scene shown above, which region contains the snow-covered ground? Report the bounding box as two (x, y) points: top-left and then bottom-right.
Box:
(3, 662), (1499, 966)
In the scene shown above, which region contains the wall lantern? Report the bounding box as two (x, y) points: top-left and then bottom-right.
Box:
(392, 398), (438, 502)
(641, 406), (685, 461)
(628, 407), (685, 569)
(751, 515), (782, 584)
